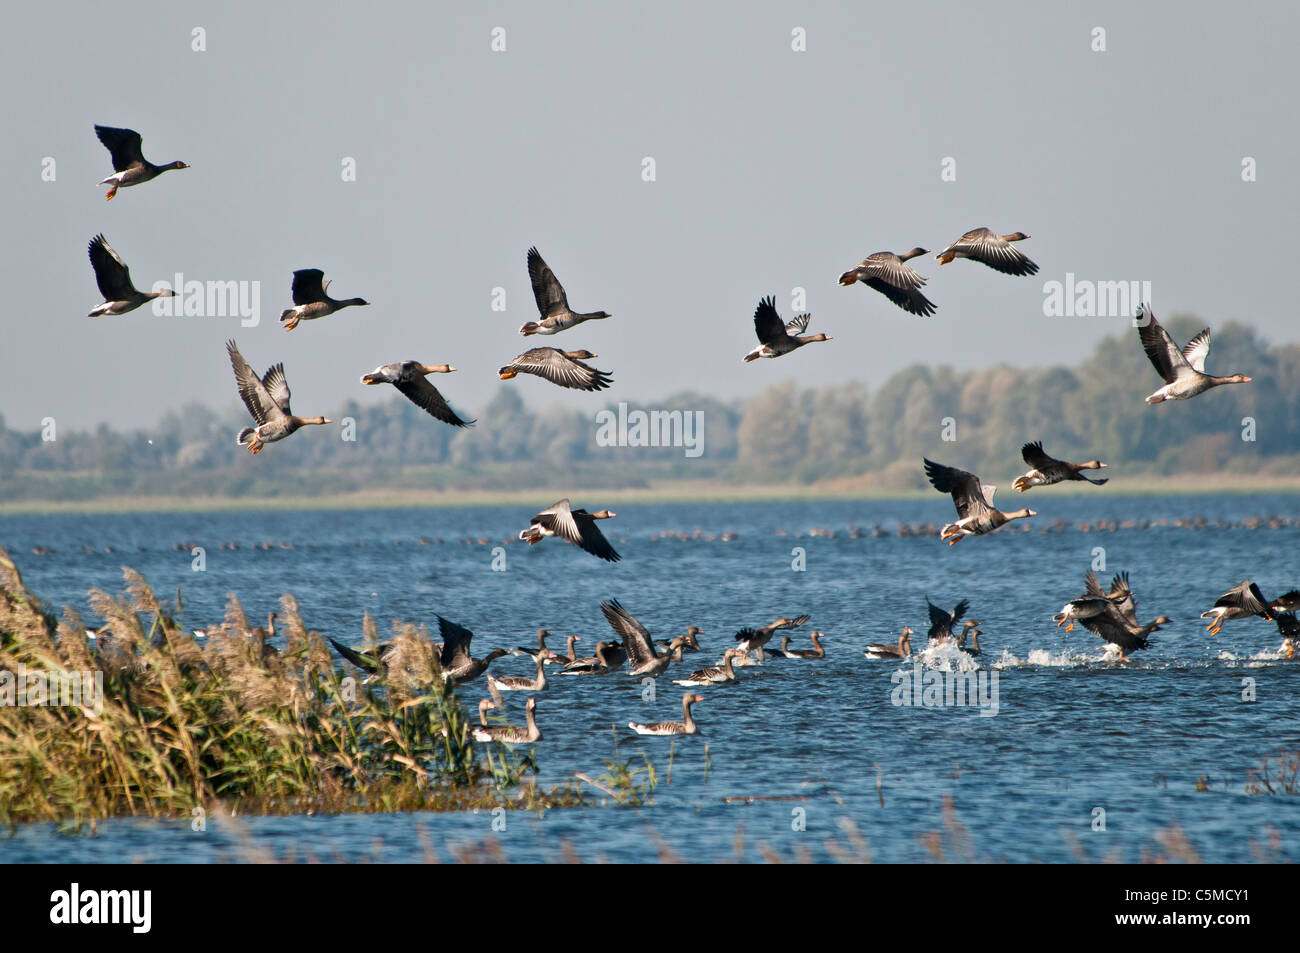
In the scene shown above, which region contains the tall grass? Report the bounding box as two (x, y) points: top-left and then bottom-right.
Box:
(0, 547), (583, 829)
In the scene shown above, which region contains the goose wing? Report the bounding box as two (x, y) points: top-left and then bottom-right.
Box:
(260, 363), (293, 415)
(527, 247), (571, 318)
(437, 616), (476, 669)
(290, 268), (329, 305)
(574, 514), (621, 562)
(785, 313), (811, 335)
(601, 599), (655, 666)
(501, 349), (613, 391)
(775, 615), (811, 630)
(923, 459), (990, 520)
(753, 296), (790, 346)
(394, 374), (474, 427)
(226, 340), (286, 424)
(1181, 329), (1212, 374)
(927, 597), (968, 639)
(853, 252), (927, 291)
(1137, 305), (1190, 383)
(94, 125), (146, 171)
(946, 228), (1038, 276)
(1021, 440), (1055, 470)
(1215, 580), (1270, 617)
(88, 234), (139, 301)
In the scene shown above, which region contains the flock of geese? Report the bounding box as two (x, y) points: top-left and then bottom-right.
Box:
(78, 124), (1289, 746)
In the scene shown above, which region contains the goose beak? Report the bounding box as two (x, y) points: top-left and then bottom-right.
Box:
(499, 371), (517, 379)
(361, 374), (381, 384)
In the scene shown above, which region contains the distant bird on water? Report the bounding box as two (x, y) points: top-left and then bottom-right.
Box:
(936, 228), (1038, 276)
(519, 247), (612, 336)
(743, 296), (832, 362)
(923, 459), (1036, 544)
(94, 125), (188, 200)
(1137, 304), (1252, 404)
(226, 340), (332, 454)
(86, 234), (176, 317)
(518, 499), (621, 562)
(838, 248), (936, 316)
(279, 269), (369, 331)
(360, 361), (474, 427)
(498, 348), (613, 391)
(1012, 441), (1108, 492)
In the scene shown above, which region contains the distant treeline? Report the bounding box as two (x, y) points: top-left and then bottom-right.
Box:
(2, 314), (1296, 501)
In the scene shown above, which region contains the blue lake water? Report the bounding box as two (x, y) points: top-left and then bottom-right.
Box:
(2, 494), (1298, 862)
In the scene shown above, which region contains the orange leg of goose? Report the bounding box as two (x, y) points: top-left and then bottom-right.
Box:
(105, 185), (117, 201)
(1065, 621), (1074, 632)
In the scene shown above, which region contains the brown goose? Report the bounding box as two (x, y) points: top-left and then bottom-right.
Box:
(519, 247), (612, 335)
(733, 615), (811, 662)
(488, 653), (548, 693)
(628, 693), (703, 736)
(1201, 581), (1273, 635)
(743, 296), (831, 362)
(544, 634), (583, 666)
(926, 598), (979, 643)
(600, 599), (685, 677)
(279, 269), (370, 331)
(1012, 441), (1108, 492)
(1078, 603), (1171, 663)
(672, 649), (742, 686)
(1054, 571), (1132, 632)
(923, 459), (1036, 544)
(498, 348), (613, 391)
(936, 228), (1037, 276)
(776, 632), (826, 659)
(514, 628), (554, 660)
(360, 362), (474, 427)
(1275, 612), (1299, 659)
(1137, 304), (1252, 404)
(472, 696), (541, 743)
(227, 340), (331, 454)
(560, 640), (620, 675)
(838, 248), (936, 316)
(87, 234), (176, 316)
(656, 626), (703, 654)
(518, 499), (620, 562)
(436, 616), (509, 683)
(95, 125), (188, 200)
(864, 627), (913, 659)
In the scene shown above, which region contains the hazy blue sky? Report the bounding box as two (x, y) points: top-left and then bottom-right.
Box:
(3, 2), (1295, 432)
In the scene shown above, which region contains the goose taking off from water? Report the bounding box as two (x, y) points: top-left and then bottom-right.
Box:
(864, 627), (913, 659)
(838, 248), (936, 316)
(743, 296), (832, 362)
(87, 235), (176, 317)
(518, 499), (621, 562)
(499, 348), (613, 391)
(600, 599), (685, 677)
(733, 615), (811, 662)
(519, 247), (612, 335)
(629, 693), (703, 736)
(1078, 604), (1170, 663)
(1054, 570), (1134, 632)
(94, 125), (188, 200)
(923, 459), (1036, 544)
(1137, 304), (1252, 404)
(936, 228), (1038, 276)
(436, 616), (509, 683)
(1274, 612), (1299, 659)
(926, 599), (978, 643)
(361, 362), (474, 427)
(472, 696), (542, 743)
(279, 269), (369, 331)
(1201, 580), (1273, 635)
(1013, 441), (1108, 492)
(226, 340), (331, 454)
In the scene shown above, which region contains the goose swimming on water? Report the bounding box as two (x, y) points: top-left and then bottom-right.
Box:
(472, 696), (542, 743)
(600, 599), (685, 677)
(864, 627), (913, 659)
(628, 693), (703, 736)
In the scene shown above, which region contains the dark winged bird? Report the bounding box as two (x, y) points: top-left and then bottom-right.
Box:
(498, 348), (612, 391)
(86, 234), (176, 316)
(743, 296), (832, 362)
(1200, 581), (1273, 636)
(923, 459), (1036, 544)
(1137, 304), (1252, 404)
(279, 269), (369, 331)
(360, 361), (474, 427)
(926, 598), (979, 643)
(435, 616), (509, 683)
(226, 340), (331, 454)
(599, 599), (687, 677)
(94, 125), (188, 200)
(838, 248), (936, 316)
(1013, 441), (1108, 492)
(1274, 612), (1299, 659)
(519, 247), (612, 335)
(936, 228), (1038, 276)
(733, 615), (811, 662)
(518, 499), (620, 562)
(1078, 603), (1170, 662)
(1054, 571), (1133, 632)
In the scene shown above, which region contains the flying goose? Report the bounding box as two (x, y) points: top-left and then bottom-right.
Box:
(94, 125), (188, 200)
(628, 693), (703, 736)
(1270, 590), (1300, 614)
(518, 499), (621, 562)
(743, 296), (832, 362)
(926, 598), (979, 643)
(1137, 304), (1252, 403)
(600, 599), (686, 677)
(498, 348), (613, 391)
(733, 615), (811, 662)
(360, 362), (474, 427)
(226, 340), (332, 454)
(672, 649), (743, 686)
(936, 228), (1038, 276)
(864, 627), (913, 659)
(923, 459), (1036, 544)
(1078, 603), (1171, 663)
(472, 695), (542, 744)
(1201, 581), (1273, 635)
(1012, 441), (1108, 492)
(436, 616), (509, 683)
(279, 269), (369, 331)
(87, 234), (176, 316)
(1054, 571), (1133, 632)
(329, 636), (389, 675)
(519, 247), (612, 335)
(838, 248), (936, 316)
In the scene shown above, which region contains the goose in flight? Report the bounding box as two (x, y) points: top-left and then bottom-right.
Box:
(499, 348), (613, 391)
(519, 247), (612, 335)
(226, 340), (331, 454)
(279, 269), (369, 331)
(1013, 441), (1108, 492)
(936, 228), (1037, 276)
(435, 616), (509, 683)
(926, 598), (979, 643)
(838, 248), (936, 316)
(600, 599), (685, 677)
(1137, 304), (1252, 404)
(94, 125), (188, 200)
(86, 234), (176, 317)
(743, 296), (832, 362)
(360, 361), (474, 427)
(923, 459), (1036, 544)
(518, 499), (620, 562)
(1201, 580), (1273, 636)
(1078, 603), (1171, 663)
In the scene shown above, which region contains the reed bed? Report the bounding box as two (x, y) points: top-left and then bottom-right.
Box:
(0, 547), (584, 829)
